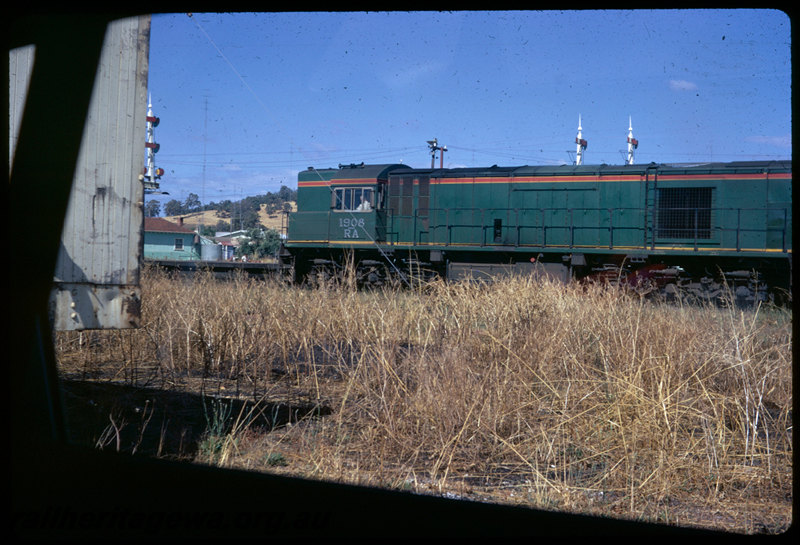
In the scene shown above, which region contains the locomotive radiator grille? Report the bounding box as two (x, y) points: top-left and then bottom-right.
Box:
(656, 187), (713, 239)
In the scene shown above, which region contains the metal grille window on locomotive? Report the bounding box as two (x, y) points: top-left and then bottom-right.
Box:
(388, 175), (414, 216)
(656, 187), (713, 239)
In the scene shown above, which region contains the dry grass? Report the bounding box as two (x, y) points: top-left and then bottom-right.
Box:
(55, 264), (793, 534)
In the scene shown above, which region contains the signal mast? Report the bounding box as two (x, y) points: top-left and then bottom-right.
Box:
(574, 115), (587, 165)
(626, 116), (638, 165)
(141, 94), (165, 194)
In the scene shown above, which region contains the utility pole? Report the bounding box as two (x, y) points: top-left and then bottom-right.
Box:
(200, 96), (208, 232)
(427, 138), (447, 168)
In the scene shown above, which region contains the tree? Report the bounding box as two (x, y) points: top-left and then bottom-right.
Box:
(197, 220), (231, 238)
(197, 224), (216, 238)
(164, 199), (183, 217)
(239, 208), (261, 231)
(234, 227), (281, 260)
(184, 193), (201, 212)
(278, 185), (296, 202)
(144, 200), (160, 217)
(256, 228), (282, 257)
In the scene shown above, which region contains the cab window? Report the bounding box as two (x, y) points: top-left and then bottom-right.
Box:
(333, 187), (374, 212)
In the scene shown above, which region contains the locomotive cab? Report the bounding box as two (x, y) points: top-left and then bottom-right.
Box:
(330, 184), (383, 241)
(286, 163), (406, 248)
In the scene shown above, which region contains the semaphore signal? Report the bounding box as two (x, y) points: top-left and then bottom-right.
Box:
(140, 94), (166, 194)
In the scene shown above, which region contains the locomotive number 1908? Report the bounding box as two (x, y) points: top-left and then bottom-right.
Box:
(339, 217), (365, 239)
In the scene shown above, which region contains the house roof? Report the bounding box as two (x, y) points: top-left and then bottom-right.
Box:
(144, 217), (195, 234)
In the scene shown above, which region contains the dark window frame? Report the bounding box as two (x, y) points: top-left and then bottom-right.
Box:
(332, 186), (375, 212)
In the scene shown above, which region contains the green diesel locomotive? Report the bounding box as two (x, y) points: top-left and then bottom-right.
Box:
(281, 161), (791, 302)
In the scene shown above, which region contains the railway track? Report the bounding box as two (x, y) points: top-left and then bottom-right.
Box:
(147, 259), (289, 280)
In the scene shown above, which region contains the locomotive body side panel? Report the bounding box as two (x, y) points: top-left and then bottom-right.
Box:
(283, 160), (791, 294)
(766, 173), (792, 251)
(651, 164), (791, 254)
(289, 167), (338, 244)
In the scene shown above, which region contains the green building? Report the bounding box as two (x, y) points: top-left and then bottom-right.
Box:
(144, 217), (201, 261)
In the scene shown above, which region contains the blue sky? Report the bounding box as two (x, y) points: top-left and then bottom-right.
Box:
(146, 9), (791, 207)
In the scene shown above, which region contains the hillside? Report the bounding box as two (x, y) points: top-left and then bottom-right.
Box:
(164, 202), (296, 233)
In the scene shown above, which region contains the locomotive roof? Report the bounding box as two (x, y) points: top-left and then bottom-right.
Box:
(298, 160), (790, 183)
(382, 160), (791, 178)
(299, 163), (410, 183)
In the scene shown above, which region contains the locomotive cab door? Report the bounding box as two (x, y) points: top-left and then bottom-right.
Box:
(386, 174), (431, 246)
(416, 175), (430, 244)
(374, 183), (387, 242)
(387, 174), (414, 244)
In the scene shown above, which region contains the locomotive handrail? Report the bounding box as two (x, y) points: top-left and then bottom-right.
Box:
(287, 204), (789, 254)
(381, 205), (790, 253)
(416, 206), (647, 249)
